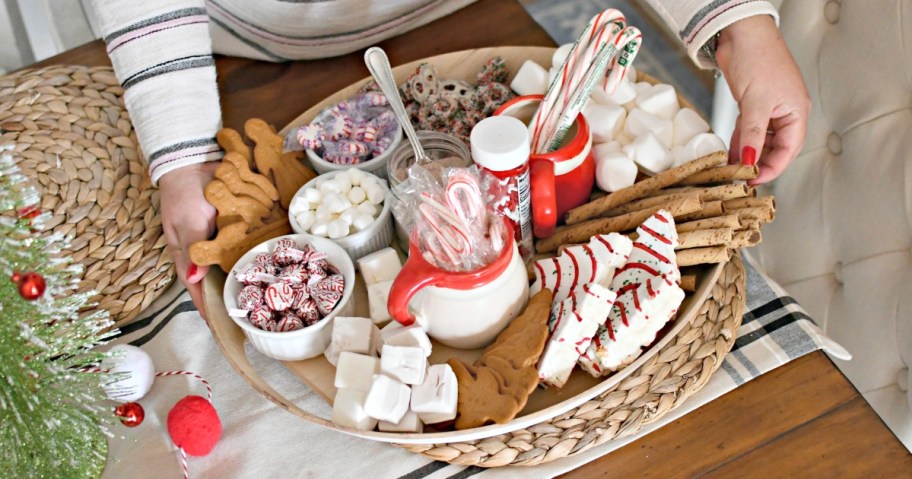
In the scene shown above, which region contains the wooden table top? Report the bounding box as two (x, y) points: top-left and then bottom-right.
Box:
(32, 0), (911, 476)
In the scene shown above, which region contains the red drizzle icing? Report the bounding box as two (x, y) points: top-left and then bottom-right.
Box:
(646, 280), (656, 298)
(567, 248), (581, 293)
(551, 257), (562, 294)
(582, 244), (597, 283)
(595, 234), (614, 253)
(633, 242), (671, 265)
(632, 287), (641, 312)
(616, 262), (661, 277)
(653, 212), (669, 223)
(639, 223), (672, 245)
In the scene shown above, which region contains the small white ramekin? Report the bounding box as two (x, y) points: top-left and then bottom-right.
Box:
(305, 126), (402, 180)
(223, 234), (355, 361)
(289, 170), (393, 261)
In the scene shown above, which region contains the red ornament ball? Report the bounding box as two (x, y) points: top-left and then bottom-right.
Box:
(114, 402), (145, 427)
(13, 271), (45, 300)
(167, 395), (222, 456)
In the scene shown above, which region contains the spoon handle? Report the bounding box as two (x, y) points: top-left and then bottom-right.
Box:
(364, 47), (429, 164)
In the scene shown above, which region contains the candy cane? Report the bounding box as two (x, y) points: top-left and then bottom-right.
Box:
(445, 170), (484, 226)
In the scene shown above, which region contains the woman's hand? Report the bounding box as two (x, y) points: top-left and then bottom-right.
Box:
(716, 15), (810, 184)
(158, 162), (219, 318)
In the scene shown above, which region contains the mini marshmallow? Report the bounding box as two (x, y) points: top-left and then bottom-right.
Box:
(348, 168), (366, 186)
(365, 183), (385, 205)
(380, 345), (427, 385)
(636, 84), (680, 120)
(330, 316), (375, 356)
(623, 131), (673, 175)
(605, 77), (637, 105)
(327, 219), (349, 239)
(357, 247), (402, 285)
(323, 192), (351, 214)
(347, 186), (366, 204)
(378, 410), (423, 433)
(295, 210), (316, 231)
(627, 65), (638, 82)
(356, 202), (378, 218)
(334, 352), (380, 392)
(332, 389), (378, 430)
(339, 207), (357, 227)
(334, 171), (352, 194)
(510, 60), (549, 96)
(319, 178), (343, 194)
(310, 220), (329, 237)
(595, 153), (638, 192)
(672, 108), (710, 146)
(552, 43), (573, 69)
(686, 132), (727, 160)
(633, 81), (652, 97)
(289, 196), (310, 215)
(625, 107), (674, 147)
(383, 322), (432, 357)
(410, 364), (457, 424)
(352, 213), (375, 232)
(303, 187), (321, 204)
(594, 140), (622, 158)
(583, 103), (626, 143)
(364, 374), (410, 423)
(367, 279), (393, 324)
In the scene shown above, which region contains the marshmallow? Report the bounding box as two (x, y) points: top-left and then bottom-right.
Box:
(319, 178), (344, 194)
(310, 220), (329, 237)
(623, 131), (673, 175)
(672, 108), (710, 146)
(357, 248), (402, 285)
(339, 207), (357, 227)
(670, 144), (697, 168)
(303, 187), (321, 204)
(510, 60), (549, 96)
(334, 352), (380, 392)
(382, 323), (432, 357)
(625, 108), (674, 148)
(594, 140), (622, 158)
(632, 81), (652, 97)
(604, 77), (637, 105)
(410, 364), (458, 424)
(347, 186), (367, 204)
(352, 213), (375, 232)
(356, 202), (378, 218)
(365, 183), (385, 205)
(367, 279), (393, 324)
(378, 410), (423, 433)
(364, 374), (411, 423)
(295, 210), (316, 232)
(332, 388), (378, 430)
(323, 192), (351, 214)
(686, 132), (727, 159)
(348, 168), (366, 186)
(289, 196), (310, 215)
(334, 171), (353, 194)
(595, 153), (638, 192)
(380, 345), (427, 385)
(327, 219), (349, 239)
(583, 103), (626, 143)
(552, 43), (573, 69)
(330, 316), (375, 356)
(636, 84), (680, 120)
(626, 65), (638, 82)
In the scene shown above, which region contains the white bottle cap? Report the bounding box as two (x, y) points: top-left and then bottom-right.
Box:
(470, 116), (530, 172)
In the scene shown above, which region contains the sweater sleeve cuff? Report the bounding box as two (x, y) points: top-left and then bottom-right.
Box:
(683, 1), (779, 70)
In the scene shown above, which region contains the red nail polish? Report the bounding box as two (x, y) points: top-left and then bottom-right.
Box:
(742, 146), (757, 166)
(187, 263), (198, 279)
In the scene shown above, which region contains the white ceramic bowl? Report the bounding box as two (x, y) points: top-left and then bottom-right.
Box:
(305, 126), (402, 180)
(288, 170), (394, 261)
(223, 234), (355, 361)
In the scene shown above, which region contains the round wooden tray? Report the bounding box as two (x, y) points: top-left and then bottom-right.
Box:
(202, 47), (747, 466)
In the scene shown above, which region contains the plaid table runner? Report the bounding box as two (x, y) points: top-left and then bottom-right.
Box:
(102, 254), (847, 478)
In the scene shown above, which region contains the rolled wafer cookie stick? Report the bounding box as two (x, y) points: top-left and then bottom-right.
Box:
(676, 214), (742, 233)
(565, 152), (725, 224)
(730, 205), (775, 223)
(676, 246), (730, 267)
(680, 274), (696, 292)
(677, 200), (723, 222)
(602, 189), (702, 217)
(723, 195), (776, 212)
(679, 165), (759, 185)
(643, 183), (750, 202)
(537, 196), (702, 253)
(731, 228), (762, 249)
(676, 227), (733, 249)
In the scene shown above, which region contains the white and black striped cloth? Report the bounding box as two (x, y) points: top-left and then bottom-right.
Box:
(103, 254), (845, 478)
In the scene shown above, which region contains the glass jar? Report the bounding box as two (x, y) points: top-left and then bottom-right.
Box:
(387, 131), (472, 251)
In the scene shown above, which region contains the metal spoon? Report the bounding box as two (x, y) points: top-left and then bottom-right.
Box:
(364, 46), (430, 165)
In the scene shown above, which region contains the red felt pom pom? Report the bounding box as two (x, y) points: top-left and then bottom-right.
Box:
(167, 395), (221, 456)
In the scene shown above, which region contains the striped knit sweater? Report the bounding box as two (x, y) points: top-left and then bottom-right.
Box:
(91, 0), (775, 184)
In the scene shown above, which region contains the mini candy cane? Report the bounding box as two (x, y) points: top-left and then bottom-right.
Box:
(445, 170), (484, 226)
(418, 192), (474, 267)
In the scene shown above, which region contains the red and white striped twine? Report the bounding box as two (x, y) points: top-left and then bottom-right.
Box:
(155, 370), (213, 402)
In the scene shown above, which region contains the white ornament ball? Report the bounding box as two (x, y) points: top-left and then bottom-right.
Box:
(102, 344), (155, 402)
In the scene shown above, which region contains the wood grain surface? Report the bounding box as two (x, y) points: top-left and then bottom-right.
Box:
(31, 0), (911, 474)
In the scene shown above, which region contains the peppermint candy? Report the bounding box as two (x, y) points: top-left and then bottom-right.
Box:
(313, 289), (342, 316)
(290, 285), (311, 310)
(276, 314), (305, 332)
(237, 285), (264, 310)
(315, 274), (345, 294)
(249, 306), (273, 331)
(235, 263), (276, 285)
(279, 263), (308, 284)
(265, 282), (295, 311)
(273, 245), (306, 265)
(298, 305), (320, 326)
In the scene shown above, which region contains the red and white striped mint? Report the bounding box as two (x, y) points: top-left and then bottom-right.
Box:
(249, 306), (273, 331)
(298, 305), (320, 326)
(279, 263), (308, 284)
(315, 274), (345, 294)
(276, 314), (305, 332)
(295, 124), (326, 150)
(290, 285), (311, 310)
(265, 282), (295, 311)
(236, 285), (264, 310)
(273, 246), (306, 265)
(235, 263), (276, 285)
(313, 289), (341, 316)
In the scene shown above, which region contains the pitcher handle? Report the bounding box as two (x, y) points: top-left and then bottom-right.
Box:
(387, 240), (447, 326)
(530, 156), (557, 239)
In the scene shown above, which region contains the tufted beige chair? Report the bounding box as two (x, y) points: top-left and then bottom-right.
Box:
(751, 0), (911, 451)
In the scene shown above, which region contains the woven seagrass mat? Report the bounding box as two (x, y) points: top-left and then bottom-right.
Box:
(0, 65), (175, 326)
(400, 254), (746, 467)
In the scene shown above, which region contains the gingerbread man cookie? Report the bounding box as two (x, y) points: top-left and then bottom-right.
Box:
(245, 118), (316, 209)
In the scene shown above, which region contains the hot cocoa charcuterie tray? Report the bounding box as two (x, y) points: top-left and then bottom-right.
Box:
(201, 46), (753, 464)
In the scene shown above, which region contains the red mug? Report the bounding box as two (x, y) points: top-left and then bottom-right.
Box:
(494, 95), (595, 239)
